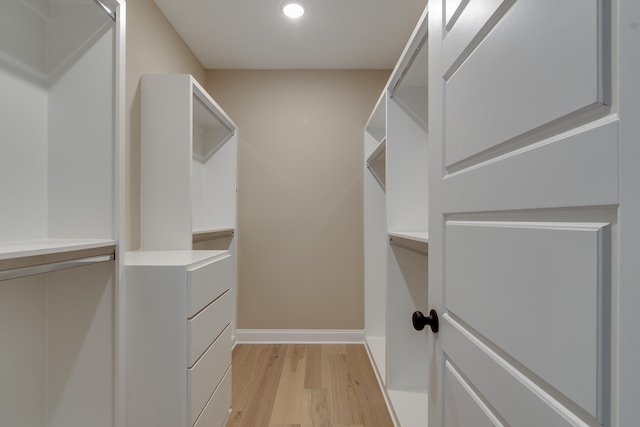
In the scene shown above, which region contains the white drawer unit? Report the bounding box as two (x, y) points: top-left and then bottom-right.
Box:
(125, 250), (233, 427)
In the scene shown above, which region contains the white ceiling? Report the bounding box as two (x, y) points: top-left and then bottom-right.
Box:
(152, 0), (429, 70)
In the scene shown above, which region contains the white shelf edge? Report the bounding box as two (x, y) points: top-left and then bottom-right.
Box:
(366, 137), (387, 166)
(365, 89), (387, 132)
(0, 239), (117, 261)
(190, 76), (237, 130)
(387, 4), (429, 96)
(388, 232), (429, 256)
(192, 228), (235, 243)
(388, 231), (429, 243)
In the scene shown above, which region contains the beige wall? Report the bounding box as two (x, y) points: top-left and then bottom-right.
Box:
(124, 3), (390, 329)
(125, 0), (206, 250)
(206, 70), (389, 330)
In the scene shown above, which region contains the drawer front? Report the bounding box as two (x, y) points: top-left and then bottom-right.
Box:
(192, 366), (232, 427)
(188, 325), (232, 426)
(187, 254), (232, 317)
(188, 290), (232, 368)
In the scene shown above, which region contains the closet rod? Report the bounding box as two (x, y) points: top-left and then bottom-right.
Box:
(0, 253), (115, 282)
(92, 0), (116, 21)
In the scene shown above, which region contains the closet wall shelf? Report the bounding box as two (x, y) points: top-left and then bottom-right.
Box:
(0, 239), (116, 262)
(366, 137), (387, 166)
(193, 228), (235, 243)
(364, 91), (387, 144)
(389, 232), (428, 256)
(367, 137), (387, 190)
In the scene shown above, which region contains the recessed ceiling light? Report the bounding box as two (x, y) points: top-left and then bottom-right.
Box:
(282, 1), (305, 19)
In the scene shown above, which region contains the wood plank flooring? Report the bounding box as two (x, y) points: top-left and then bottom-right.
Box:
(226, 344), (395, 427)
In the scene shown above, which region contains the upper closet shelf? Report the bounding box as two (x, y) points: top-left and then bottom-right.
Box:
(367, 137), (387, 189)
(388, 5), (429, 97)
(192, 81), (235, 162)
(387, 5), (428, 130)
(365, 91), (387, 143)
(367, 137), (387, 166)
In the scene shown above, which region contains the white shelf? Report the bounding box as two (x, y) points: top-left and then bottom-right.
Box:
(192, 227), (235, 242)
(388, 231), (429, 243)
(387, 389), (428, 427)
(365, 90), (387, 145)
(0, 239), (116, 262)
(125, 250), (228, 267)
(367, 137), (387, 189)
(367, 137), (387, 166)
(389, 232), (429, 256)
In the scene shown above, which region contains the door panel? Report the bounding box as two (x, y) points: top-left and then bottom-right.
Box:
(445, 0), (603, 168)
(446, 221), (610, 418)
(445, 362), (503, 427)
(445, 0), (465, 27)
(429, 0), (619, 426)
(443, 0), (511, 75)
(442, 119), (619, 213)
(441, 317), (590, 427)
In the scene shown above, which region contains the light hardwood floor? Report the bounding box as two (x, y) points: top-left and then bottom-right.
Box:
(226, 344), (395, 427)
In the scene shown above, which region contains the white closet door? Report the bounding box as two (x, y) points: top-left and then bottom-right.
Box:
(428, 0), (640, 425)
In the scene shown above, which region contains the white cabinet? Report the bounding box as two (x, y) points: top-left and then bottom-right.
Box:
(363, 5), (429, 427)
(0, 1), (125, 426)
(132, 75), (237, 427)
(126, 251), (233, 427)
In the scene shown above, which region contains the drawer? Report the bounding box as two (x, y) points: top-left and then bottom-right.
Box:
(193, 366), (232, 427)
(188, 290), (232, 368)
(188, 325), (232, 426)
(187, 254), (232, 317)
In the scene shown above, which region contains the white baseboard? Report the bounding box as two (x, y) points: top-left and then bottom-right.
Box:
(235, 329), (365, 344)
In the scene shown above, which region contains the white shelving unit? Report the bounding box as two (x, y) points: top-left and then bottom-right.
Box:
(364, 92), (388, 383)
(140, 74), (237, 251)
(132, 74), (238, 426)
(364, 5), (429, 427)
(0, 0), (125, 426)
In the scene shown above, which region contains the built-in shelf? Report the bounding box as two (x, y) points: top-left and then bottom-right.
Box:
(388, 231), (429, 243)
(365, 91), (387, 144)
(367, 137), (387, 189)
(192, 228), (235, 243)
(363, 4), (430, 427)
(0, 239), (117, 262)
(389, 232), (428, 256)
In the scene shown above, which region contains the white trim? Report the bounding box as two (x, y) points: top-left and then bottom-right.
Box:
(235, 329), (365, 344)
(364, 340), (401, 427)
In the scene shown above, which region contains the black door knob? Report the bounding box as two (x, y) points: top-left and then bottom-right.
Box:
(412, 309), (439, 333)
